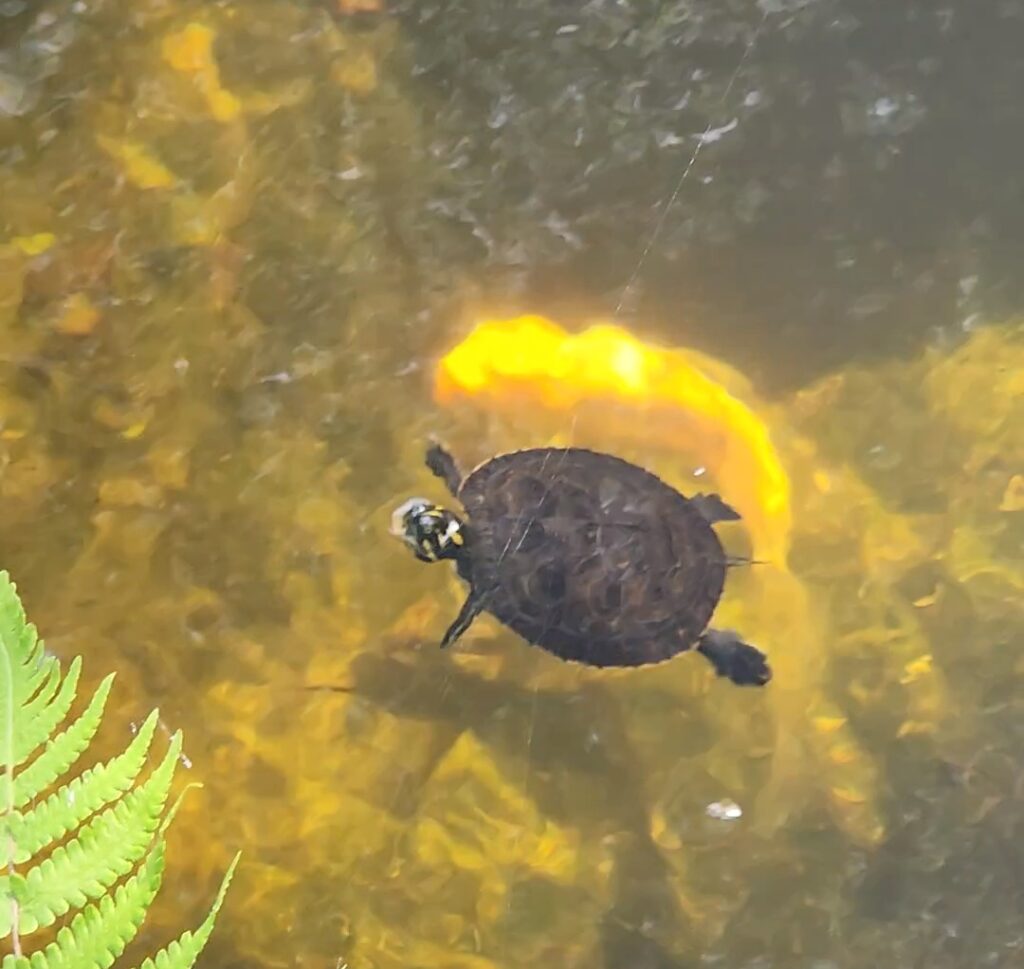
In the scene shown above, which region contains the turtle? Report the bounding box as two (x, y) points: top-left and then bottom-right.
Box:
(389, 442), (771, 685)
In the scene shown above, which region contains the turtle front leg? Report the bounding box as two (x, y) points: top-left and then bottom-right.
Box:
(425, 440), (463, 498)
(440, 588), (485, 649)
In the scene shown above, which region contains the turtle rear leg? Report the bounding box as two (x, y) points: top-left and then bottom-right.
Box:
(440, 589), (485, 649)
(697, 628), (771, 686)
(425, 440), (463, 498)
(691, 493), (741, 523)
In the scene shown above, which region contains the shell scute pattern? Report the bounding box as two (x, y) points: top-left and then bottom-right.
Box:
(458, 448), (726, 667)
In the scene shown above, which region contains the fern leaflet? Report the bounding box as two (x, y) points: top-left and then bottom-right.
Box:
(131, 853), (239, 969)
(0, 841), (166, 969)
(0, 736), (181, 936)
(13, 676), (113, 810)
(15, 659), (81, 768)
(4, 712), (159, 866)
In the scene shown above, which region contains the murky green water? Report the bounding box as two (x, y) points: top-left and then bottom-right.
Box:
(2, 1), (1023, 967)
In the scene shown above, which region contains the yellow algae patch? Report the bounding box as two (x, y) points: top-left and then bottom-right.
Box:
(410, 731), (607, 943)
(167, 152), (255, 248)
(434, 314), (891, 847)
(924, 321), (1024, 470)
(147, 439), (191, 490)
(859, 508), (933, 580)
(162, 22), (241, 122)
(0, 244), (26, 327)
(1000, 474), (1024, 512)
(91, 394), (155, 434)
(350, 912), (501, 969)
(947, 526), (1024, 591)
(830, 785), (868, 805)
(12, 232), (55, 256)
(96, 134), (178, 189)
(827, 743), (861, 766)
(54, 292), (101, 335)
(826, 771), (884, 846)
(812, 714), (848, 736)
(238, 77), (313, 116)
(414, 731), (578, 885)
(168, 192), (224, 247)
(932, 323), (1024, 418)
(98, 476), (164, 509)
(388, 593), (444, 640)
(838, 588), (950, 746)
(332, 50), (378, 95)
(435, 315), (792, 564)
(338, 0), (383, 12)
(298, 692), (446, 816)
(0, 448), (61, 507)
(900, 653), (934, 685)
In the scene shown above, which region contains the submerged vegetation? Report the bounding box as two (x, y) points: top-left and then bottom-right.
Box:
(0, 0), (1022, 967)
(0, 571), (236, 967)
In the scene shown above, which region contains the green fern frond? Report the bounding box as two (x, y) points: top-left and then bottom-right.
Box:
(4, 711), (159, 865)
(131, 853), (239, 969)
(1, 842), (166, 969)
(0, 569), (237, 966)
(15, 658), (81, 768)
(13, 675), (114, 809)
(18, 664), (61, 730)
(2, 734), (181, 937)
(0, 582), (46, 708)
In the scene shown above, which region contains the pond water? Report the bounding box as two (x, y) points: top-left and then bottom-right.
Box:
(1, 1), (1022, 967)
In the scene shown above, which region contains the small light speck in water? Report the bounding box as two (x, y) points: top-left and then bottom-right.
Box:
(958, 275), (979, 298)
(706, 799), (743, 821)
(698, 118), (739, 145)
(871, 96), (899, 119)
(693, 466), (707, 477)
(656, 131), (686, 148)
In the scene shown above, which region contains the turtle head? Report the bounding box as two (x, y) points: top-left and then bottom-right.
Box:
(390, 497), (465, 563)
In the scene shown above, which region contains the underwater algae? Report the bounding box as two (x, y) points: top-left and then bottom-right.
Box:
(1, 0), (1023, 966)
(334, 313), (1021, 965)
(434, 315), (946, 844)
(0, 2), (442, 964)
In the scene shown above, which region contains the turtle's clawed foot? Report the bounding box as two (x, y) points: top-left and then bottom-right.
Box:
(697, 629), (772, 686)
(440, 590), (484, 649)
(425, 440), (463, 497)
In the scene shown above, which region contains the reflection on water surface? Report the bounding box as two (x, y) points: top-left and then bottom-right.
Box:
(1, 1), (1022, 966)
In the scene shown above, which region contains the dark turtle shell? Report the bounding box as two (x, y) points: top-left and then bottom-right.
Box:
(457, 447), (728, 667)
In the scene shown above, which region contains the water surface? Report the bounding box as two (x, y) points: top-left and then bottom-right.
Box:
(1, 1), (1022, 967)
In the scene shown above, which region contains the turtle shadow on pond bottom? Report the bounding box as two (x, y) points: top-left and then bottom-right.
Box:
(335, 649), (709, 955)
